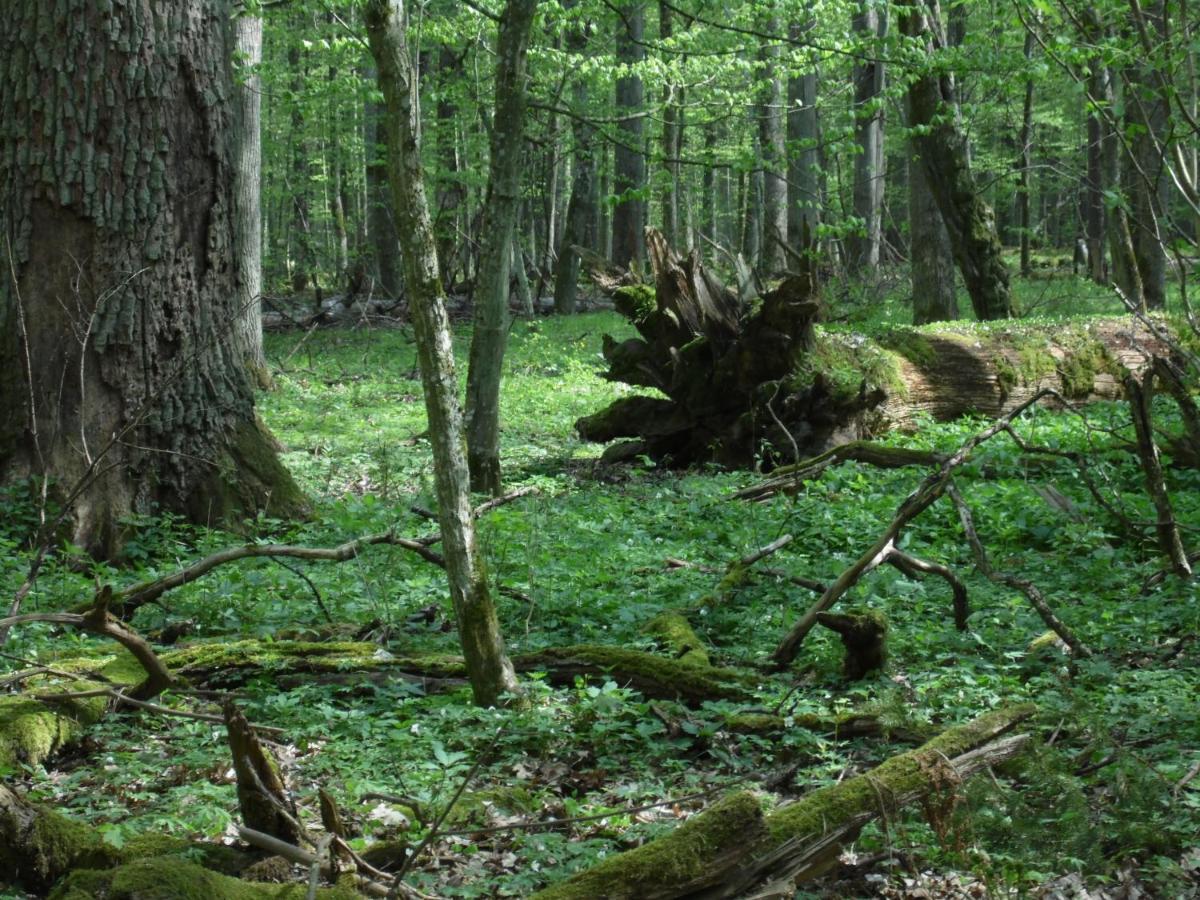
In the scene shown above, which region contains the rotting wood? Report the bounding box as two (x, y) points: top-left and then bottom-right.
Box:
(530, 706), (1034, 899)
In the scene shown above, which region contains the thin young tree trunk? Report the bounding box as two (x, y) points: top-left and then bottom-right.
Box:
(848, 0), (887, 272)
(553, 6), (597, 315)
(288, 43), (317, 299)
(612, 2), (646, 268)
(233, 10), (270, 389)
(660, 1), (680, 246)
(364, 0), (520, 706)
(899, 0), (1013, 320)
(435, 46), (464, 288)
(465, 0), (540, 496)
(364, 67), (404, 298)
(1085, 64), (1108, 282)
(1017, 28), (1036, 276)
(757, 6), (788, 273)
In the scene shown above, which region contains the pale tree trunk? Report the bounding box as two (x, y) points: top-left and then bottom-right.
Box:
(660, 2), (680, 246)
(465, 0), (540, 496)
(899, 0), (1014, 320)
(364, 67), (404, 298)
(365, 0), (520, 706)
(848, 0), (887, 272)
(233, 9), (270, 389)
(909, 153), (958, 324)
(0, 0), (305, 558)
(788, 19), (821, 244)
(758, 6), (788, 274)
(612, 2), (646, 268)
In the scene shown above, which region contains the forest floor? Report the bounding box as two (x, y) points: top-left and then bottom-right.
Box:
(2, 271), (1199, 898)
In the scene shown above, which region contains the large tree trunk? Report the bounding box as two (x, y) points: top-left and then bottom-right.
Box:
(899, 0), (1014, 320)
(465, 0), (539, 496)
(758, 6), (788, 274)
(0, 0), (305, 558)
(365, 0), (519, 707)
(612, 2), (646, 268)
(848, 0), (887, 272)
(233, 9), (270, 390)
(909, 152), (958, 324)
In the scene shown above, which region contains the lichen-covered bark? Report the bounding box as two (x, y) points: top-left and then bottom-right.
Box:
(909, 151), (958, 324)
(465, 0), (539, 495)
(365, 0), (519, 707)
(0, 1), (304, 556)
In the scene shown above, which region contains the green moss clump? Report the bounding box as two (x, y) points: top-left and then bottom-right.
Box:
(514, 645), (752, 704)
(49, 857), (360, 899)
(790, 331), (905, 403)
(612, 285), (657, 325)
(643, 611), (711, 668)
(163, 640), (467, 681)
(1057, 341), (1119, 398)
(530, 791), (765, 899)
(876, 329), (939, 369)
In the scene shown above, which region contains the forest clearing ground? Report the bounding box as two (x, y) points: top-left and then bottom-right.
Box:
(2, 296), (1198, 898)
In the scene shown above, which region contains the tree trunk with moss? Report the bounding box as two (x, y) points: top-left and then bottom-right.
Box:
(577, 231), (1170, 469)
(365, 0), (519, 707)
(0, 0), (305, 558)
(899, 0), (1013, 320)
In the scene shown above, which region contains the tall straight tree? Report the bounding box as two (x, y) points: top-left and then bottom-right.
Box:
(612, 2), (646, 268)
(365, 0), (520, 706)
(660, 1), (681, 246)
(0, 0), (304, 557)
(233, 6), (270, 389)
(465, 0), (540, 495)
(758, 5), (788, 273)
(899, 0), (1014, 319)
(909, 153), (958, 323)
(788, 19), (821, 243)
(848, 0), (887, 271)
(364, 67), (404, 298)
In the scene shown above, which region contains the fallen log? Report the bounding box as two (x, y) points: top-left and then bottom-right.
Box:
(530, 705), (1035, 899)
(577, 229), (1173, 468)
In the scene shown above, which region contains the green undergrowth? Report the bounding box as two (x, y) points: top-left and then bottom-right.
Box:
(2, 310), (1198, 898)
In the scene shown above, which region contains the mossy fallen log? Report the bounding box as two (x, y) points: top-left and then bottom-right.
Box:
(49, 856), (360, 900)
(642, 612), (711, 668)
(576, 229), (1174, 468)
(0, 785), (253, 894)
(530, 704), (1035, 899)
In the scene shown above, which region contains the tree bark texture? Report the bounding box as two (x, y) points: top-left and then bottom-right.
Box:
(1017, 28), (1036, 276)
(848, 0), (887, 272)
(365, 0), (519, 707)
(899, 0), (1014, 320)
(232, 9), (269, 389)
(909, 152), (958, 324)
(364, 70), (404, 299)
(613, 2), (646, 268)
(465, 0), (539, 496)
(0, 0), (305, 557)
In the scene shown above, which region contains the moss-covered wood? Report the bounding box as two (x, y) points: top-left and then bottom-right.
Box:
(642, 612), (711, 667)
(816, 610), (889, 679)
(530, 705), (1034, 899)
(0, 1), (306, 558)
(579, 231), (1174, 470)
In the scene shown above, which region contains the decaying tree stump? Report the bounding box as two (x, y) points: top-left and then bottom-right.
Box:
(816, 610), (888, 679)
(577, 229), (1174, 468)
(224, 699), (303, 847)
